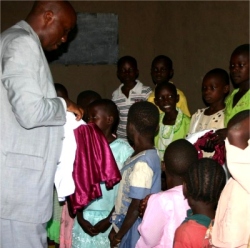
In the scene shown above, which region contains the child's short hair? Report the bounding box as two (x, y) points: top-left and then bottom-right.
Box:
(151, 55), (173, 70)
(164, 139), (198, 177)
(117, 56), (137, 69)
(232, 44), (249, 56)
(77, 90), (101, 106)
(88, 99), (120, 134)
(54, 83), (68, 98)
(185, 158), (226, 204)
(128, 101), (159, 137)
(155, 82), (177, 97)
(203, 68), (230, 85)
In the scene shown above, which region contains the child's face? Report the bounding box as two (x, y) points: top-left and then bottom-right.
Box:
(87, 105), (108, 132)
(151, 59), (173, 85)
(78, 96), (101, 122)
(230, 52), (249, 85)
(154, 86), (179, 113)
(202, 75), (229, 105)
(117, 61), (138, 84)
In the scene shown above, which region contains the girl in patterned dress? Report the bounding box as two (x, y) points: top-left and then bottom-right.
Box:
(189, 68), (230, 135)
(154, 82), (190, 190)
(154, 82), (190, 162)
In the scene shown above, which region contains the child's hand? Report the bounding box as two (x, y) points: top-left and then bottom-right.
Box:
(200, 139), (215, 153)
(210, 128), (227, 146)
(138, 194), (152, 218)
(94, 217), (111, 233)
(78, 218), (99, 236)
(109, 228), (121, 248)
(214, 128), (227, 145)
(200, 129), (227, 152)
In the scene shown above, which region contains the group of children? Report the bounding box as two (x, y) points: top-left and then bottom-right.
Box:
(47, 43), (249, 248)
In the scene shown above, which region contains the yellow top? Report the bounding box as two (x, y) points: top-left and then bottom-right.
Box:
(147, 82), (191, 117)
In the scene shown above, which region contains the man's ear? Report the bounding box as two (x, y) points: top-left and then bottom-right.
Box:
(43, 10), (54, 26)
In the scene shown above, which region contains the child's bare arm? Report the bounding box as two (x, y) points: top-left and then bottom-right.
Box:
(138, 194), (152, 218)
(76, 209), (99, 237)
(94, 207), (114, 233)
(66, 197), (76, 219)
(110, 198), (140, 247)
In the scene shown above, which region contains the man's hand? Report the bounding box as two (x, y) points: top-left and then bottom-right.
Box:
(65, 98), (84, 121)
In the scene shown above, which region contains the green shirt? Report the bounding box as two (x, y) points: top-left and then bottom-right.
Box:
(224, 89), (250, 126)
(155, 109), (190, 161)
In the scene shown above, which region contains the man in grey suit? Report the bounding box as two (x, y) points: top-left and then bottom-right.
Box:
(0, 1), (83, 247)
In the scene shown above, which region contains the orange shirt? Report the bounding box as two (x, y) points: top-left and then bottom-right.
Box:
(174, 220), (210, 248)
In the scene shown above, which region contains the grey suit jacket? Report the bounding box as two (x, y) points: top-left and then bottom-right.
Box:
(1, 21), (66, 223)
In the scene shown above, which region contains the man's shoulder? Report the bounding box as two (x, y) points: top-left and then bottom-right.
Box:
(1, 22), (37, 53)
(2, 21), (29, 39)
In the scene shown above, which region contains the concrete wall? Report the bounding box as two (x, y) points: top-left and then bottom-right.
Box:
(1, 1), (249, 114)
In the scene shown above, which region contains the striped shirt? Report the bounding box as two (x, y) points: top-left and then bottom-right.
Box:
(112, 80), (152, 140)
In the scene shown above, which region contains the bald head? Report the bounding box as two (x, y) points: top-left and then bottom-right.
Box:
(164, 139), (198, 177)
(227, 110), (250, 149)
(26, 1), (76, 51)
(28, 1), (64, 14)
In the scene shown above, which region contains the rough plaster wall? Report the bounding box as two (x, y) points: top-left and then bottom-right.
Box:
(1, 1), (249, 114)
